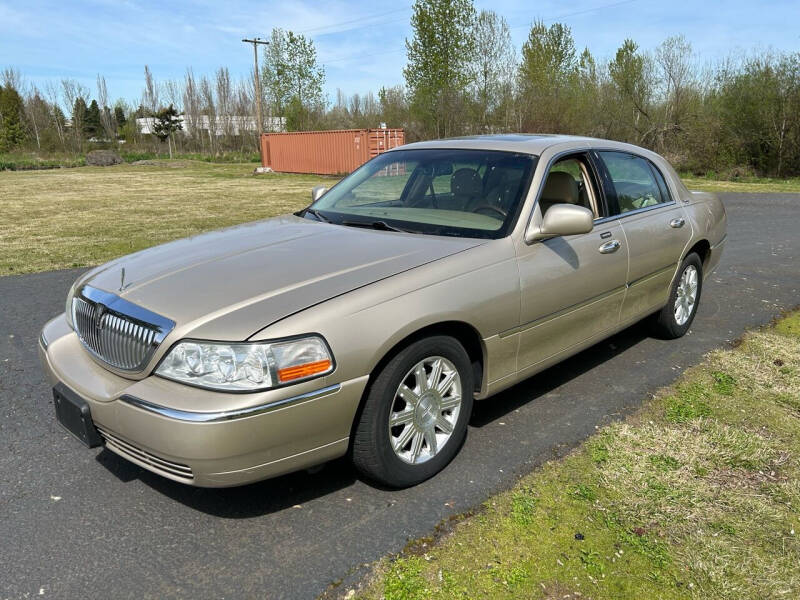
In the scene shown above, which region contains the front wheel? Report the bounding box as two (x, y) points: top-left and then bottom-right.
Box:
(351, 336), (474, 488)
(652, 252), (703, 339)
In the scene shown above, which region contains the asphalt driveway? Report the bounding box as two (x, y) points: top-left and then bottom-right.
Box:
(0, 192), (797, 599)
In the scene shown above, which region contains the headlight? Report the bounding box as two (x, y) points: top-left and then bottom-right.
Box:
(65, 280), (79, 330)
(155, 336), (334, 392)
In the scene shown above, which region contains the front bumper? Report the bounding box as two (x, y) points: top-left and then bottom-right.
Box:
(39, 315), (368, 487)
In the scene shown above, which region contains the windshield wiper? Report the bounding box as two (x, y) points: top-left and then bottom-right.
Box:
(341, 220), (416, 234)
(302, 208), (332, 223)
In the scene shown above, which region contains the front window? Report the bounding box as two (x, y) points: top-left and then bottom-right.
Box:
(539, 155), (602, 218)
(306, 149), (537, 239)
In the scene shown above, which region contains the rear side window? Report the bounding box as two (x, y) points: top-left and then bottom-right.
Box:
(599, 151), (666, 214)
(649, 162), (672, 202)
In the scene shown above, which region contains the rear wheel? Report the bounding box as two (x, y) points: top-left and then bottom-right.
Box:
(652, 252), (703, 339)
(352, 336), (474, 487)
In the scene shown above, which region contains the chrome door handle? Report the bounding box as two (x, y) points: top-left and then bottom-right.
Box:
(598, 240), (621, 254)
(670, 218), (685, 228)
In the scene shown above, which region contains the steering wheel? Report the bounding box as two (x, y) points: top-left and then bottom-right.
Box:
(471, 204), (507, 218)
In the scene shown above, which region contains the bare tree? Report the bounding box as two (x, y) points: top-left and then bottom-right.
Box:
(182, 69), (199, 151)
(654, 35), (696, 151)
(23, 85), (47, 150)
(199, 74), (217, 155)
(96, 75), (117, 142)
(235, 74), (256, 151)
(60, 78), (89, 152)
(1, 67), (23, 90)
(215, 67), (234, 146)
(142, 65), (159, 114)
(44, 81), (67, 149)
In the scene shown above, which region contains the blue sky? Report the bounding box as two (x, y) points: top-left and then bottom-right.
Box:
(1, 0), (798, 108)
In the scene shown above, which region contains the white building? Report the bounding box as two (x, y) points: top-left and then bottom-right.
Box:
(136, 115), (285, 136)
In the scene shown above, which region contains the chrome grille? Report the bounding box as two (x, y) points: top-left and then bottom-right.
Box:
(72, 285), (175, 372)
(97, 425), (194, 481)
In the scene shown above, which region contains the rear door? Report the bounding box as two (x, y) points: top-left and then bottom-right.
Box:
(514, 152), (629, 374)
(595, 150), (692, 323)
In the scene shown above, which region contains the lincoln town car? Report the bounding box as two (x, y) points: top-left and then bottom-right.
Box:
(39, 135), (727, 488)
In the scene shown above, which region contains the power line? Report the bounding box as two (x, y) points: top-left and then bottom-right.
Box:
(509, 0), (640, 30)
(296, 5), (413, 36)
(324, 46), (406, 65)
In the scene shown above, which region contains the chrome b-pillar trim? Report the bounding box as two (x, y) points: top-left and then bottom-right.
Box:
(119, 384), (342, 423)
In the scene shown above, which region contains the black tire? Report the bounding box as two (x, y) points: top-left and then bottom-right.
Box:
(352, 336), (474, 488)
(652, 252), (703, 339)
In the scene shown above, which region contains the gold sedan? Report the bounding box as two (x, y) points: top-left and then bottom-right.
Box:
(40, 135), (727, 488)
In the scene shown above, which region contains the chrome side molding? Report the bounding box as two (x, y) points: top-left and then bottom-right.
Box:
(119, 384), (342, 423)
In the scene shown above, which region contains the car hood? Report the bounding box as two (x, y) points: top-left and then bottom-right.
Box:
(81, 215), (484, 341)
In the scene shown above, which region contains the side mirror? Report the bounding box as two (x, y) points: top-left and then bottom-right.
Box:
(525, 204), (594, 243)
(311, 186), (328, 202)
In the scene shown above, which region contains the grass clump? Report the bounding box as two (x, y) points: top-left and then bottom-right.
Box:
(355, 311), (800, 600)
(664, 381), (712, 422)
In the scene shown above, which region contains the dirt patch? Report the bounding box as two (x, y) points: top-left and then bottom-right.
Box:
(130, 159), (193, 168)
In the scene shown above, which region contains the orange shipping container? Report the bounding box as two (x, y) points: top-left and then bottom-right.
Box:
(260, 128), (405, 175)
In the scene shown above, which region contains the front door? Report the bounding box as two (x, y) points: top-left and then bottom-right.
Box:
(515, 153), (629, 375)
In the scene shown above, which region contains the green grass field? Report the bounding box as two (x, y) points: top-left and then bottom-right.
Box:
(0, 161), (333, 276)
(680, 174), (800, 194)
(350, 311), (800, 600)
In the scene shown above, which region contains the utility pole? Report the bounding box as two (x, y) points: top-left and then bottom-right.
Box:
(242, 37), (269, 134)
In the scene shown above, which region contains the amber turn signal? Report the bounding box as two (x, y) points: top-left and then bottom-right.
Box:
(278, 359), (333, 383)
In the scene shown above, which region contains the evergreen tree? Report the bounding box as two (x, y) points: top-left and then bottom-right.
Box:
(114, 105), (126, 128)
(0, 83), (26, 151)
(72, 97), (88, 140)
(151, 104), (183, 158)
(85, 99), (101, 138)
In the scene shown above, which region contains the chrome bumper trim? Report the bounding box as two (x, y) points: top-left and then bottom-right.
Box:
(119, 384), (342, 423)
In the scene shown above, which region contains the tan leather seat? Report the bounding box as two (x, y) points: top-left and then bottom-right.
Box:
(443, 168), (482, 211)
(539, 171), (579, 215)
(484, 166), (524, 212)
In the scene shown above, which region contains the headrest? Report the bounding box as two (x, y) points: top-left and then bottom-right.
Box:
(451, 168), (482, 198)
(541, 171), (579, 205)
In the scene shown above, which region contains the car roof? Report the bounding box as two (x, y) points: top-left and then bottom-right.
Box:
(394, 134), (648, 157)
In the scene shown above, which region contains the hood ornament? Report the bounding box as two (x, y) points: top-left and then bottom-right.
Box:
(119, 267), (133, 292)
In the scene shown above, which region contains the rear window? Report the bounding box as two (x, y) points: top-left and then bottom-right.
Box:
(599, 151), (667, 214)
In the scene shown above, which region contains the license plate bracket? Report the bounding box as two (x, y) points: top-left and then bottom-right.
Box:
(53, 384), (102, 448)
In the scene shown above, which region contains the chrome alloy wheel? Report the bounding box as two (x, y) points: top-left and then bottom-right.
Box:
(388, 356), (462, 465)
(674, 264), (699, 326)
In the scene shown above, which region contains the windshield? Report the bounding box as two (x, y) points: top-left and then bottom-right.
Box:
(306, 149), (537, 239)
